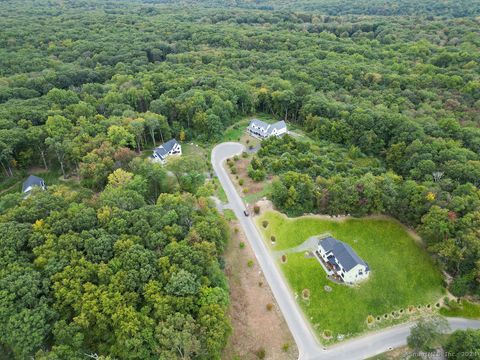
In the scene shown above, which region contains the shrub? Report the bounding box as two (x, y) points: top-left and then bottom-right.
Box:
(231, 167), (237, 174)
(242, 188), (249, 194)
(253, 205), (260, 214)
(233, 155), (239, 161)
(266, 303), (273, 311)
(450, 273), (474, 297)
(302, 289), (310, 299)
(239, 241), (245, 249)
(247, 260), (254, 267)
(282, 343), (290, 352)
(242, 151), (248, 158)
(262, 220), (268, 228)
(256, 348), (265, 359)
(367, 315), (375, 324)
(248, 165), (266, 181)
(270, 235), (276, 242)
(239, 179), (244, 186)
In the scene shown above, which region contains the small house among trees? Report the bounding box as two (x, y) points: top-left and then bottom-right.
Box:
(22, 175), (46, 197)
(246, 119), (287, 139)
(151, 139), (182, 164)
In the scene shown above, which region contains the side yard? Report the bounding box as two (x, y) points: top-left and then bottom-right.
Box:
(255, 209), (446, 344)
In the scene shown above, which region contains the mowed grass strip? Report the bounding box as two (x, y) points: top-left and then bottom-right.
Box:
(257, 211), (445, 339)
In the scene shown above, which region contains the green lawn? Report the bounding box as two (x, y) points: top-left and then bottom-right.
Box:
(257, 211), (445, 342)
(440, 300), (480, 319)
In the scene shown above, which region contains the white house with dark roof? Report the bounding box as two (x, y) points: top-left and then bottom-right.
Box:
(22, 175), (46, 197)
(152, 139), (182, 164)
(317, 236), (370, 284)
(246, 119), (287, 139)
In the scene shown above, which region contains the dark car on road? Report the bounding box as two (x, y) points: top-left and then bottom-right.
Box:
(243, 209), (249, 217)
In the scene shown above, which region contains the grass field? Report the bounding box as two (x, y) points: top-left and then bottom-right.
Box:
(257, 210), (445, 342)
(440, 300), (480, 319)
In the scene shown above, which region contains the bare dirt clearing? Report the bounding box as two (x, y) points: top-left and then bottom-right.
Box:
(222, 218), (298, 360)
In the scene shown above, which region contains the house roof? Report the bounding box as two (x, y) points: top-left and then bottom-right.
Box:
(154, 138), (179, 159)
(270, 120), (286, 131)
(319, 237), (367, 272)
(248, 119), (287, 136)
(22, 175), (45, 193)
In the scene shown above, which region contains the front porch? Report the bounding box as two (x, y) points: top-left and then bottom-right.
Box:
(314, 250), (344, 284)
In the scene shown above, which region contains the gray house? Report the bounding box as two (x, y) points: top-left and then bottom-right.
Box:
(246, 119), (287, 139)
(22, 175), (46, 196)
(152, 139), (182, 164)
(317, 236), (370, 284)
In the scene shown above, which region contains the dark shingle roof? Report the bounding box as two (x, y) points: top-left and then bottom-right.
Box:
(154, 139), (178, 159)
(319, 237), (367, 271)
(22, 175), (45, 192)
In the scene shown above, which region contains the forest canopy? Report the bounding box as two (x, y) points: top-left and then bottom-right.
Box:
(0, 0), (479, 358)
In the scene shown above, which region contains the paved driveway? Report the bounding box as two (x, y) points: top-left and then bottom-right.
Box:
(211, 142), (480, 360)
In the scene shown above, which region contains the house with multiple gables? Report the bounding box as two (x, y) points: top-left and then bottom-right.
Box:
(152, 139), (182, 164)
(317, 236), (370, 284)
(22, 175), (46, 197)
(246, 119), (287, 139)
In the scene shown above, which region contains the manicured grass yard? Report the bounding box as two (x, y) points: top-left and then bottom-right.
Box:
(257, 211), (445, 341)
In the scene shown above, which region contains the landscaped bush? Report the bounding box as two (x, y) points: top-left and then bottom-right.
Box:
(270, 235), (276, 242)
(266, 303), (273, 311)
(256, 348), (266, 359)
(282, 343), (290, 352)
(302, 289), (310, 300)
(247, 260), (254, 267)
(253, 205), (260, 214)
(233, 155), (239, 161)
(367, 315), (375, 324)
(239, 241), (245, 249)
(242, 188), (249, 194)
(281, 254), (287, 263)
(262, 220), (268, 228)
(239, 179), (244, 186)
(230, 167), (237, 174)
(323, 330), (332, 339)
(242, 151), (248, 158)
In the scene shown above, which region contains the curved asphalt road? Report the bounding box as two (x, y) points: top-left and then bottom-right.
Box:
(212, 142), (480, 360)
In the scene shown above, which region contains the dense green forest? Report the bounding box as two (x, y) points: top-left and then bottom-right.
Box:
(0, 0), (479, 358)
